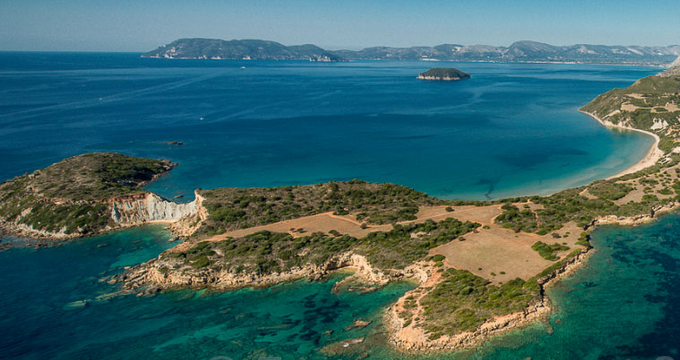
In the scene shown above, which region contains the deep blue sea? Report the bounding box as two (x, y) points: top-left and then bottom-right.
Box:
(1, 52), (678, 360)
(0, 52), (658, 200)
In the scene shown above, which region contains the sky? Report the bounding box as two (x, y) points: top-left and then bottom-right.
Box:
(0, 0), (678, 52)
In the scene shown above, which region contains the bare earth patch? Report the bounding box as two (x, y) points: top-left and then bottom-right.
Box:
(221, 212), (387, 239)
(199, 205), (503, 245)
(412, 205), (502, 226)
(431, 221), (583, 284)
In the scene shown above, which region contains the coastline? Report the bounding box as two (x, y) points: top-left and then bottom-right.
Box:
(389, 108), (670, 352)
(378, 106), (673, 353)
(384, 196), (680, 353)
(579, 110), (664, 179)
(383, 248), (592, 354)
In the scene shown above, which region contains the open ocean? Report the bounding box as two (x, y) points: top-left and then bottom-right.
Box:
(0, 52), (677, 359)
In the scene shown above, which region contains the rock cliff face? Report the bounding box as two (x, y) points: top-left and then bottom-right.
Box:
(110, 192), (200, 226)
(167, 192), (208, 237)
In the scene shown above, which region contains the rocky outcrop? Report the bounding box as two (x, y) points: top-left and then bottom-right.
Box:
(590, 201), (680, 228)
(386, 300), (550, 353)
(0, 220), (78, 242)
(118, 239), (592, 354)
(0, 152), (180, 241)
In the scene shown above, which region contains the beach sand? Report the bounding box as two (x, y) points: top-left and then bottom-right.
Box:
(580, 110), (664, 179)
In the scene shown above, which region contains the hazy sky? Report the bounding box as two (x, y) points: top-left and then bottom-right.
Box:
(1, 0), (678, 52)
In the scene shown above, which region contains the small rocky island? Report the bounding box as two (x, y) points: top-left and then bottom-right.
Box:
(417, 68), (471, 81)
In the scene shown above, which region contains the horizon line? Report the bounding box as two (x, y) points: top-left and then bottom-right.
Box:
(2, 38), (680, 53)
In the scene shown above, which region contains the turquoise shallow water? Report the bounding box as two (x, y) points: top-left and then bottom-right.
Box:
(0, 227), (413, 360)
(0, 53), (678, 359)
(3, 218), (680, 359)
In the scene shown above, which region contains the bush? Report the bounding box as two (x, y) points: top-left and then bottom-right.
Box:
(531, 241), (569, 261)
(191, 255), (212, 268)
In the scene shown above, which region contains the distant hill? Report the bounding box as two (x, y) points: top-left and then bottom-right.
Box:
(144, 38), (680, 65)
(662, 55), (680, 76)
(336, 40), (680, 65)
(581, 72), (680, 153)
(142, 38), (343, 62)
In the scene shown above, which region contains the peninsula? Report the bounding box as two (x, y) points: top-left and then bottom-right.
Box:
(1, 57), (679, 354)
(0, 153), (197, 241)
(417, 68), (470, 81)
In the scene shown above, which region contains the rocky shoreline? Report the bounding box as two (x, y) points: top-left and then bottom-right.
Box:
(115, 231), (598, 355)
(590, 200), (680, 228)
(416, 75), (466, 81)
(117, 252), (427, 295)
(380, 197), (680, 354)
(382, 248), (591, 353)
(109, 187), (680, 352)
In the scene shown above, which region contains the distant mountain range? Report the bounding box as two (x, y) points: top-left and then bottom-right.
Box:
(143, 38), (680, 65)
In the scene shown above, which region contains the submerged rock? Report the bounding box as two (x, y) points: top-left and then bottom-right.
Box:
(345, 319), (372, 331)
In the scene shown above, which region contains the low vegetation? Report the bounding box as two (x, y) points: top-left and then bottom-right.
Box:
(494, 155), (680, 235)
(522, 248), (584, 293)
(166, 217), (480, 272)
(494, 203), (538, 233)
(531, 241), (569, 261)
(195, 180), (443, 237)
(418, 269), (539, 339)
(588, 181), (634, 201)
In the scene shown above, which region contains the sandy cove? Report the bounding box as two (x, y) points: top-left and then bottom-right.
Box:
(580, 110), (664, 179)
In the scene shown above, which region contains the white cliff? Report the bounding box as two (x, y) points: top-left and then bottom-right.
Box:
(110, 191), (201, 227)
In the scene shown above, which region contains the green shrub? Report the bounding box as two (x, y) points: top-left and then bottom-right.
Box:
(531, 241), (570, 261)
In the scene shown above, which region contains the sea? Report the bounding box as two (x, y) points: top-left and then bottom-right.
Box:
(0, 52), (677, 359)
